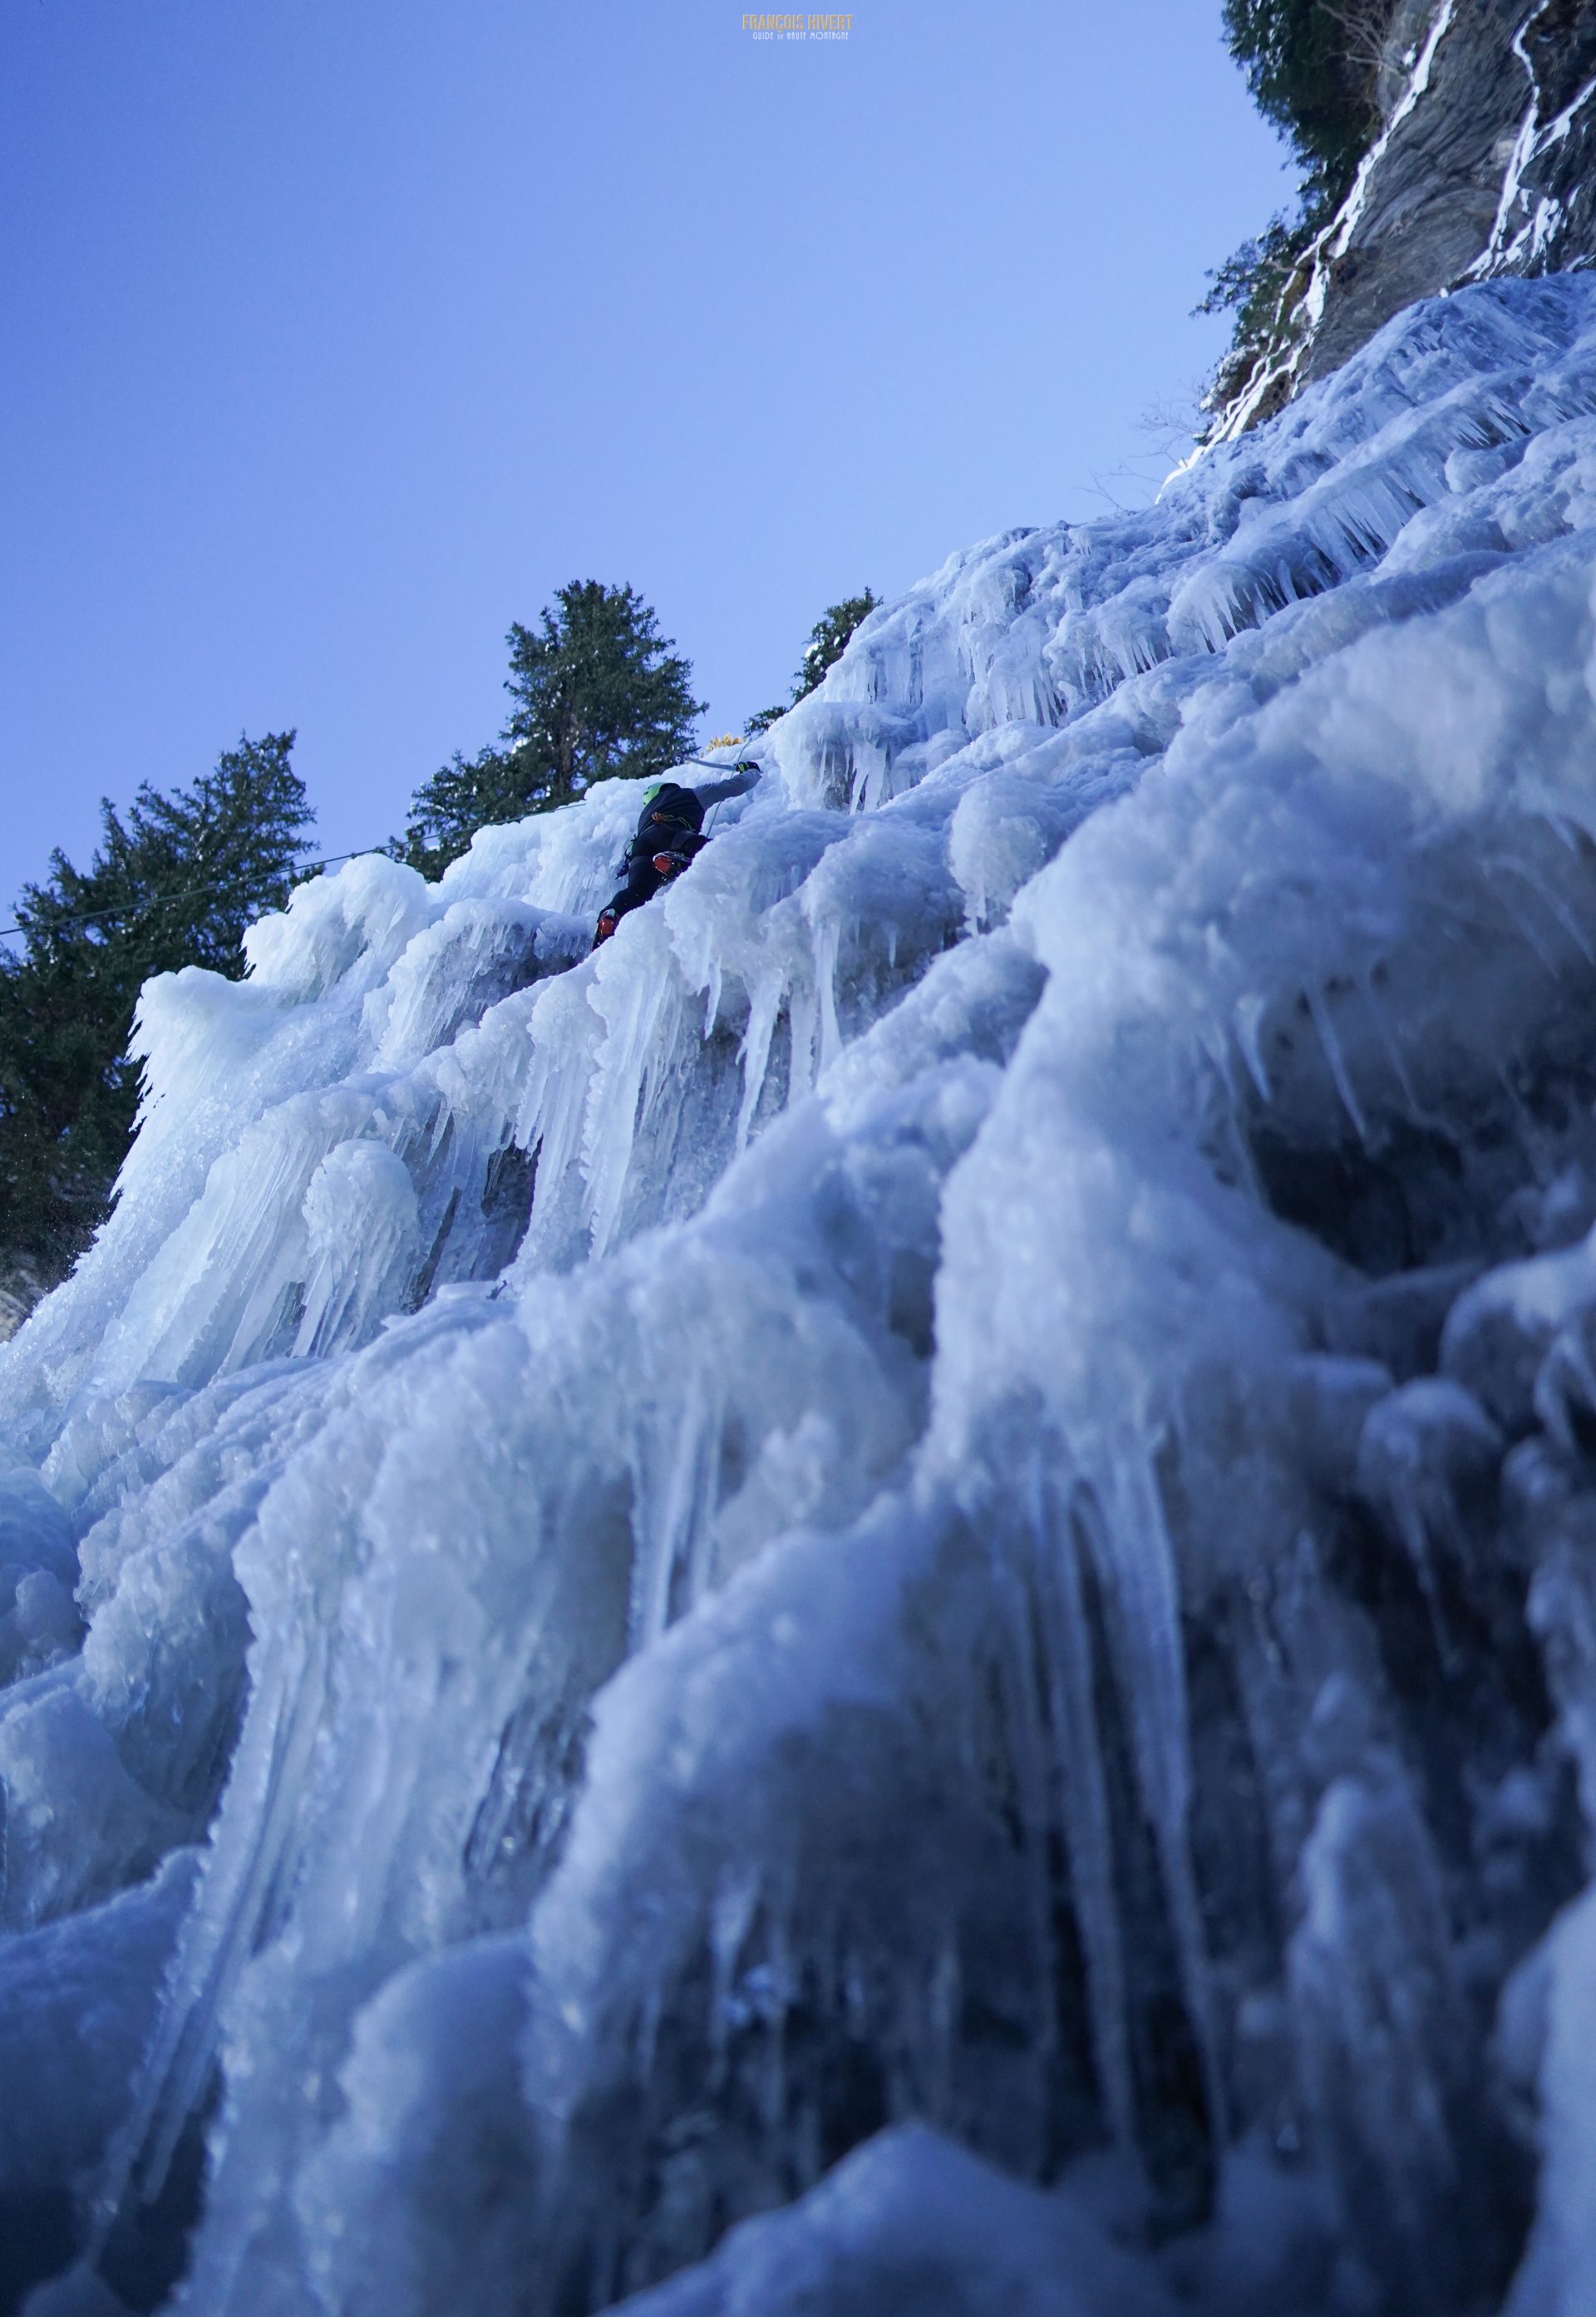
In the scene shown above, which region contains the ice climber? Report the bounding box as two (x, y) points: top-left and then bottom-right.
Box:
(593, 761), (761, 946)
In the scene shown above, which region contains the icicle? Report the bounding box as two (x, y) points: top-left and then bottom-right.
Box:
(293, 1143), (422, 1358)
(783, 963), (820, 1102)
(1099, 1448), (1229, 2147)
(736, 970), (785, 1151)
(1491, 851), (1596, 966)
(984, 1521), (1064, 2081)
(1356, 1379), (1505, 1667)
(1303, 982), (1371, 1148)
(1288, 1755), (1482, 2310)
(581, 934), (686, 1258)
(1354, 971), (1426, 1124)
(1040, 1478), (1137, 2151)
(709, 1864), (761, 2077)
(1234, 993), (1273, 1103)
(86, 1631), (328, 2247)
(628, 1372), (725, 1650)
(812, 916), (844, 1081)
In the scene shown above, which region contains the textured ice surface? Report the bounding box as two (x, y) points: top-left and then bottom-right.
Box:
(605, 2125), (1178, 2317)
(13, 278), (1596, 2312)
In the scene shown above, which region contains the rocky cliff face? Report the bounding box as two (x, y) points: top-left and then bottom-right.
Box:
(1213, 0), (1596, 439)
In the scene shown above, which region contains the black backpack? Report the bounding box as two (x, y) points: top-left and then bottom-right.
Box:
(625, 783), (703, 865)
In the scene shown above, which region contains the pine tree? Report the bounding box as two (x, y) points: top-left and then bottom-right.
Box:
(0, 732), (313, 1283)
(1221, 0), (1387, 205)
(399, 582), (705, 875)
(746, 589), (880, 733)
(1199, 2), (1395, 422)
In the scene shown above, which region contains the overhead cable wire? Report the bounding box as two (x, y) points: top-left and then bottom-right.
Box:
(0, 850), (376, 945)
(0, 752), (765, 944)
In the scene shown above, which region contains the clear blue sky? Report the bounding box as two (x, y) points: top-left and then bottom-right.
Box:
(1, 0), (1291, 901)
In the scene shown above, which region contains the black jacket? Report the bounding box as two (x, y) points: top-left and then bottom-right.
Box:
(623, 769), (756, 866)
(595, 765), (761, 941)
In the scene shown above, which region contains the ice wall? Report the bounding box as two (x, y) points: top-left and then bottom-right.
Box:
(8, 276), (1596, 2314)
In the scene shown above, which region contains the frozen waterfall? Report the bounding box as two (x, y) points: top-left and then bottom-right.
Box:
(9, 274), (1596, 2313)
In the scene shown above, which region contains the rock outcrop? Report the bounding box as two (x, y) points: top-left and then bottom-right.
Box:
(1212, 0), (1596, 439)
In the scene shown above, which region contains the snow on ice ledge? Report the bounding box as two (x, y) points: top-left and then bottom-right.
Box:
(10, 276), (1596, 2312)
